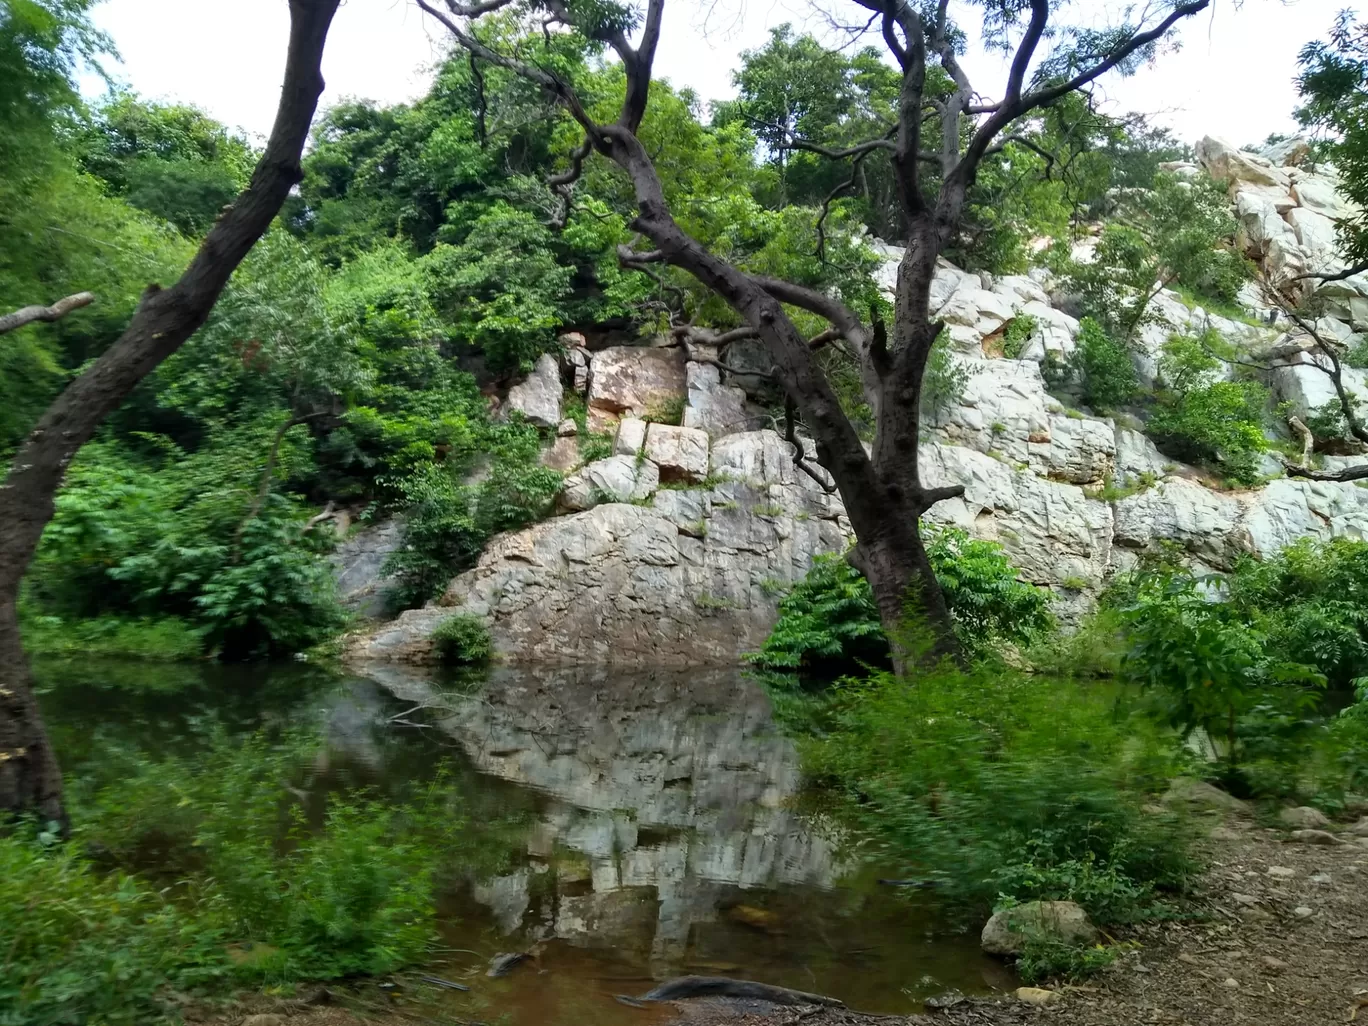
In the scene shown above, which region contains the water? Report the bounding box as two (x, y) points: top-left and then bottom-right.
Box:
(33, 657), (1011, 1023)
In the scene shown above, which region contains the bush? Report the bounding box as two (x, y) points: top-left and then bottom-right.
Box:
(792, 667), (1194, 925)
(1147, 379), (1269, 486)
(1001, 315), (1037, 359)
(0, 828), (226, 1026)
(432, 613), (492, 665)
(1066, 318), (1137, 410)
(750, 527), (1053, 674)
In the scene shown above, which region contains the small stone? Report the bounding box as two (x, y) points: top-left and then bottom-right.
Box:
(1290, 829), (1348, 846)
(613, 417), (647, 456)
(1310, 873), (1333, 886)
(1232, 893), (1260, 906)
(981, 901), (1099, 956)
(1293, 906), (1314, 918)
(1261, 956), (1289, 971)
(1177, 953), (1200, 965)
(1279, 806), (1332, 830)
(1266, 866), (1295, 879)
(1223, 978), (1240, 989)
(557, 418), (578, 437)
(924, 991), (966, 1009)
(1015, 987), (1059, 1006)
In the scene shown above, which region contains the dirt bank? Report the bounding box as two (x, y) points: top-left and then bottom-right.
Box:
(662, 812), (1368, 1026)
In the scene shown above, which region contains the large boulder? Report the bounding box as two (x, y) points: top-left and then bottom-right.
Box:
(1196, 136), (1290, 191)
(682, 362), (754, 439)
(1112, 478), (1243, 569)
(644, 423), (710, 483)
(559, 455), (659, 512)
(1293, 174), (1352, 219)
(506, 352), (563, 429)
(981, 901), (1098, 956)
(331, 518), (403, 617)
(586, 346), (687, 433)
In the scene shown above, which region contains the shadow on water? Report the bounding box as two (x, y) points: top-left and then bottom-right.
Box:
(33, 657), (1010, 1024)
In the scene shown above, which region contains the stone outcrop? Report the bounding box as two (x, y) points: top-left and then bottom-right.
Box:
(505, 352), (562, 428)
(345, 129), (1368, 670)
(330, 518), (403, 618)
(586, 346), (687, 433)
(981, 901), (1098, 956)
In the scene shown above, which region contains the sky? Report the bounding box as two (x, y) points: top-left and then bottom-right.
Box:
(81, 0), (1356, 148)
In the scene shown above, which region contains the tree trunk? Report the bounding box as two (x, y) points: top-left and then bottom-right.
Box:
(0, 0), (340, 824)
(0, 597), (64, 829)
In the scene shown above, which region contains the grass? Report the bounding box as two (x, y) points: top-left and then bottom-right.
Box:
(18, 611), (203, 661)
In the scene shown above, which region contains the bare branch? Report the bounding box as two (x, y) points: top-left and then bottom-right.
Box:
(1293, 260), (1368, 285)
(0, 293), (95, 336)
(1285, 461), (1368, 482)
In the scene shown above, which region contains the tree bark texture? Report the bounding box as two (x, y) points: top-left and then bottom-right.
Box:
(0, 0), (341, 823)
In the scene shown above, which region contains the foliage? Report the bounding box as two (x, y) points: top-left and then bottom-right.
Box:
(921, 332), (972, 421)
(1059, 317), (1138, 410)
(1297, 12), (1368, 265)
(1146, 380), (1269, 487)
(17, 609), (201, 661)
(1001, 314), (1037, 359)
(751, 527), (1052, 674)
(0, 827), (224, 1026)
(432, 613), (492, 665)
(1057, 174), (1247, 342)
(790, 667), (1194, 925)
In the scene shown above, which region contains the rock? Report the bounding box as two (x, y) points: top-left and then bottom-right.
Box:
(1114, 427), (1170, 485)
(924, 991), (967, 1010)
(1113, 479), (1243, 569)
(1289, 829), (1348, 846)
(564, 346), (590, 394)
(1310, 872), (1333, 885)
(682, 362), (754, 439)
(644, 423), (711, 484)
(540, 435), (582, 474)
(559, 455), (659, 512)
(1287, 205), (1340, 257)
(1261, 955), (1289, 971)
(330, 518), (403, 617)
(1196, 136), (1290, 190)
(1015, 987), (1059, 1006)
(345, 431), (851, 667)
(1293, 905), (1314, 918)
(981, 901), (1098, 956)
(1160, 777), (1247, 820)
(1222, 977), (1240, 989)
(242, 1016), (285, 1026)
(1279, 806), (1332, 830)
(1232, 893), (1260, 906)
(587, 346), (687, 433)
(1350, 816), (1368, 837)
(1266, 866), (1295, 879)
(506, 352), (563, 428)
(614, 417), (647, 456)
(1262, 136), (1311, 167)
(557, 418), (578, 437)
(1292, 174), (1351, 218)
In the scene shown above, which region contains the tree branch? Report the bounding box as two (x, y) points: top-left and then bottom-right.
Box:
(1293, 260), (1368, 285)
(0, 293), (95, 336)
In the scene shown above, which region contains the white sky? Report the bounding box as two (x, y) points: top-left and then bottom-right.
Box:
(82, 0), (1359, 149)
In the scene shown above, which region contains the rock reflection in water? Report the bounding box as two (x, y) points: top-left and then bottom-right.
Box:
(367, 664), (838, 965)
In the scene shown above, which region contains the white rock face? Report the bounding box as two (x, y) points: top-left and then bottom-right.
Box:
(1196, 136), (1290, 190)
(506, 352), (563, 428)
(559, 455), (659, 512)
(587, 346), (688, 433)
(644, 423), (710, 483)
(345, 140), (1368, 669)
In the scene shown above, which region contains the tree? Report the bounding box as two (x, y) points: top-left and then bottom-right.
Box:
(0, 0), (341, 826)
(1297, 10), (1368, 279)
(417, 0), (1209, 666)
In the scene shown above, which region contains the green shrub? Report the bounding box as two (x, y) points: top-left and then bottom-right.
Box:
(750, 527), (1053, 673)
(1001, 314), (1037, 359)
(792, 667), (1194, 924)
(1067, 317), (1137, 410)
(431, 613), (492, 665)
(0, 829), (227, 1026)
(921, 332), (971, 421)
(1147, 380), (1269, 485)
(17, 610), (201, 661)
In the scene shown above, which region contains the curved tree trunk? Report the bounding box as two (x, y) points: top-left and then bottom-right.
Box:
(0, 0), (341, 825)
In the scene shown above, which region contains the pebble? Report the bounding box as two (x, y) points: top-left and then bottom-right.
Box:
(1232, 893), (1259, 906)
(1294, 906), (1314, 917)
(1310, 872), (1333, 886)
(1223, 978), (1240, 989)
(1016, 987), (1059, 1006)
(1290, 829), (1348, 846)
(1266, 866), (1295, 878)
(1261, 956), (1289, 971)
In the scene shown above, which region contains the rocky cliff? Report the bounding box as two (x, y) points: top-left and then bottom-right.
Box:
(347, 134), (1368, 668)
